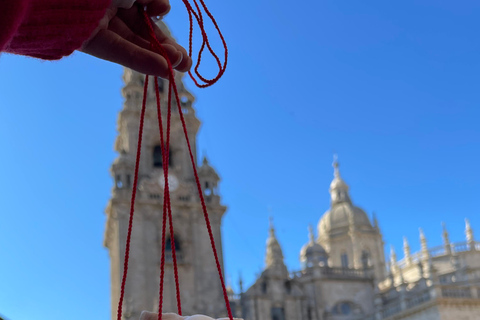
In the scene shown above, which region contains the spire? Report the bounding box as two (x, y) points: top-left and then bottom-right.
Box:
(465, 218), (475, 250)
(239, 272), (244, 294)
(372, 212), (379, 229)
(265, 217), (288, 276)
(403, 237), (412, 265)
(442, 222), (451, 255)
(269, 216), (275, 238)
(308, 224), (315, 244)
(390, 245), (398, 272)
(419, 228), (429, 259)
(329, 154), (351, 205)
(333, 154), (340, 178)
(202, 156), (209, 166)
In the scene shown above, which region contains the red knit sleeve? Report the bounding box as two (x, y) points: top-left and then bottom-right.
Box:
(0, 0), (31, 52)
(3, 0), (111, 60)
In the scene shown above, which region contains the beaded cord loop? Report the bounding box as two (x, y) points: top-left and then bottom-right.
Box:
(116, 3), (230, 320)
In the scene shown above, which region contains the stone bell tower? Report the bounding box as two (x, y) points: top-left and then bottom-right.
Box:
(104, 59), (228, 319)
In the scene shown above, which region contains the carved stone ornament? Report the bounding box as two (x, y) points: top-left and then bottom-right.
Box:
(139, 311), (242, 320)
(139, 173), (164, 194)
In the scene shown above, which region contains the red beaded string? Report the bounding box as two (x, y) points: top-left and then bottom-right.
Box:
(178, 0), (228, 87)
(144, 11), (233, 318)
(116, 2), (229, 320)
(116, 75), (149, 320)
(153, 76), (182, 316)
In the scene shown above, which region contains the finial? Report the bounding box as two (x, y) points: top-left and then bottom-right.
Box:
(372, 212), (379, 229)
(442, 222), (451, 255)
(420, 228), (427, 244)
(239, 272), (244, 293)
(202, 156), (209, 165)
(465, 218), (474, 248)
(419, 227), (425, 239)
(442, 222), (449, 239)
(403, 237), (412, 265)
(390, 246), (398, 274)
(333, 154), (340, 178)
(419, 228), (429, 259)
(269, 216), (275, 236)
(308, 225), (315, 243)
(390, 245), (397, 263)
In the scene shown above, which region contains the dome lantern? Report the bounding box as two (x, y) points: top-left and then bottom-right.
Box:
(300, 225), (328, 269)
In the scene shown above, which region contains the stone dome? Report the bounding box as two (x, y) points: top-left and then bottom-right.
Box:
(330, 175), (349, 191)
(318, 203), (372, 235)
(318, 156), (373, 236)
(198, 157), (219, 180)
(300, 226), (328, 268)
(300, 241), (327, 260)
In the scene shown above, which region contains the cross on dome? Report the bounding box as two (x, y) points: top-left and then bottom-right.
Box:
(308, 224), (315, 243)
(329, 154), (351, 205)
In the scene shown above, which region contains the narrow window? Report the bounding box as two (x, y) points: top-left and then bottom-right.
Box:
(204, 181), (212, 196)
(261, 281), (267, 293)
(361, 250), (370, 269)
(126, 174), (131, 188)
(115, 175), (123, 188)
(165, 235), (182, 261)
(165, 235), (181, 251)
(153, 145), (173, 168)
(271, 307), (285, 320)
(341, 253), (349, 268)
(153, 145), (163, 167)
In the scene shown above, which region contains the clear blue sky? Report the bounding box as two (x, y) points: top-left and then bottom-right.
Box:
(1, 1), (480, 319)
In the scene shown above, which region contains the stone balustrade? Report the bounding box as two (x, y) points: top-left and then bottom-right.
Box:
(376, 284), (480, 319)
(396, 241), (479, 269)
(290, 266), (373, 280)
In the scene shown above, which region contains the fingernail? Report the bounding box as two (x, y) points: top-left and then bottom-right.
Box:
(172, 52), (183, 68)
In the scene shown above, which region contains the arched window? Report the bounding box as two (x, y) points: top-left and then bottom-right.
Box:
(153, 145), (173, 168)
(165, 236), (181, 251)
(261, 281), (267, 294)
(204, 181), (213, 196)
(165, 235), (182, 261)
(341, 253), (349, 268)
(361, 250), (370, 269)
(115, 175), (123, 188)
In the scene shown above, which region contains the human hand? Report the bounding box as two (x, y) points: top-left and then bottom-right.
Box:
(81, 0), (192, 78)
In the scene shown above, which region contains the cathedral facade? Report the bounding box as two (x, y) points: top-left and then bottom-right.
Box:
(234, 162), (480, 320)
(105, 63), (480, 320)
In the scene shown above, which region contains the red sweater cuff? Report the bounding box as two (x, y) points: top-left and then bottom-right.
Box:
(4, 0), (111, 60)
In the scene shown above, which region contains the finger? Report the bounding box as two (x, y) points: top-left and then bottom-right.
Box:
(108, 16), (151, 50)
(108, 17), (183, 69)
(81, 29), (174, 78)
(117, 7), (192, 71)
(136, 0), (171, 16)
